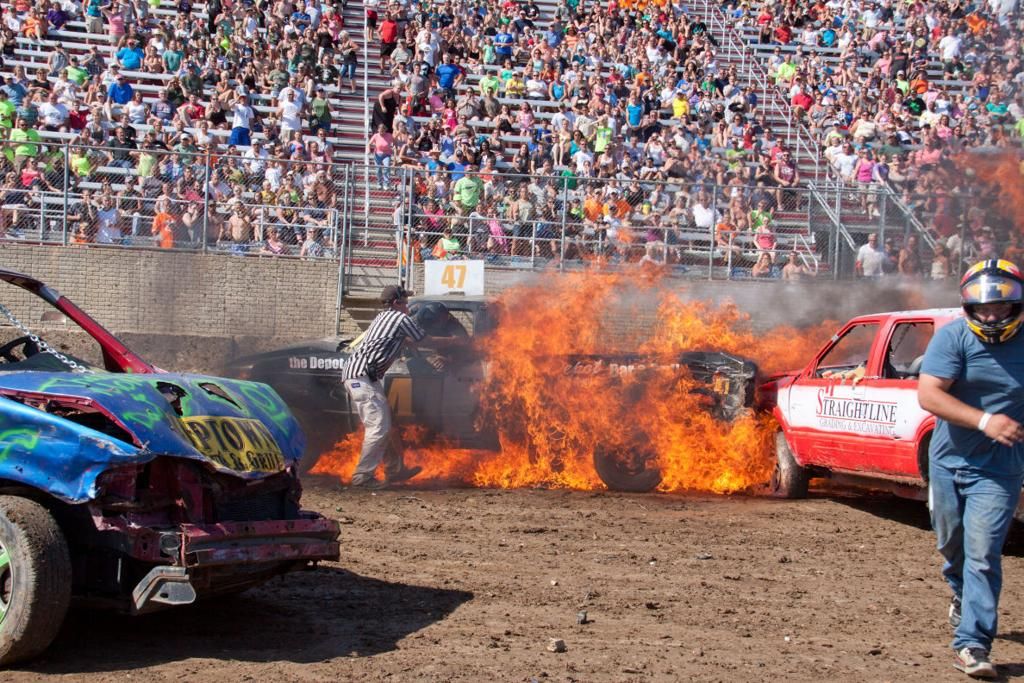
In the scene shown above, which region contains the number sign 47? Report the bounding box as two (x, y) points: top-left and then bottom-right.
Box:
(440, 264), (467, 289)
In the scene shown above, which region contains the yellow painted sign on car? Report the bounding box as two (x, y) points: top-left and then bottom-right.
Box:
(180, 416), (285, 473)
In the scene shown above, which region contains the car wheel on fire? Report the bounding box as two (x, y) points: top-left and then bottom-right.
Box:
(592, 448), (663, 493)
(769, 432), (809, 499)
(0, 495), (72, 667)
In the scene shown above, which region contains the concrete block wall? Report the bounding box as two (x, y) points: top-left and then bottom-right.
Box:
(0, 245), (341, 339)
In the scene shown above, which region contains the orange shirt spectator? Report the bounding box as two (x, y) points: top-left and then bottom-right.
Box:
(22, 14), (46, 40)
(583, 194), (603, 222)
(152, 211), (175, 249)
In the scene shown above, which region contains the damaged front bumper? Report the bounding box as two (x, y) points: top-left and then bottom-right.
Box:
(96, 515), (341, 613)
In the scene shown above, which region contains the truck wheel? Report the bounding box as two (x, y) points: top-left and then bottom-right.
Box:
(593, 449), (662, 493)
(769, 432), (809, 499)
(0, 496), (72, 667)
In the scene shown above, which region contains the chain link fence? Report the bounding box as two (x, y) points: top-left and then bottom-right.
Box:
(0, 140), (988, 284)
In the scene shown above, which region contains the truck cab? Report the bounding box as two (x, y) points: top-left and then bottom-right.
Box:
(765, 308), (962, 496)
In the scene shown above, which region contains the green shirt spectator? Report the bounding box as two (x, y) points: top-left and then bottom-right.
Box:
(775, 61), (796, 85)
(9, 125), (41, 158)
(70, 149), (94, 177)
(479, 74), (501, 97)
(453, 173), (484, 210)
(66, 64), (90, 86)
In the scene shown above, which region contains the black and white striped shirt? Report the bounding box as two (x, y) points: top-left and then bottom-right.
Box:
(342, 309), (426, 381)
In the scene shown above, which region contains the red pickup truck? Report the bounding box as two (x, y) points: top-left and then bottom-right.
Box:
(762, 307), (962, 498)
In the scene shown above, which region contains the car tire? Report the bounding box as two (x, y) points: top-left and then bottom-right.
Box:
(593, 449), (663, 493)
(769, 432), (809, 499)
(0, 496), (72, 667)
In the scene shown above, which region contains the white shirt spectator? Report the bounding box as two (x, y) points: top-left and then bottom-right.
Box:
(39, 101), (69, 128)
(572, 148), (594, 173)
(833, 149), (858, 178)
(244, 145), (269, 173)
(278, 85), (306, 109)
(125, 99), (147, 123)
(96, 207), (120, 244)
(307, 1), (321, 29)
(938, 34), (962, 61)
(278, 100), (302, 134)
(232, 102), (255, 130)
(857, 242), (887, 277)
(691, 200), (719, 229)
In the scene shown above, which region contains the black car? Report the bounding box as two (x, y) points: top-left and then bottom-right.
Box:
(224, 296), (758, 492)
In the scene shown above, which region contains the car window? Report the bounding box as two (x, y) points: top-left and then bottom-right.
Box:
(814, 323), (878, 377)
(883, 322), (934, 379)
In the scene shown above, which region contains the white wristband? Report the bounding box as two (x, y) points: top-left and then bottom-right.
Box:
(978, 412), (994, 432)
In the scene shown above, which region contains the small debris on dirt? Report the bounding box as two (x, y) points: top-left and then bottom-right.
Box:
(550, 579), (558, 586)
(868, 647), (883, 656)
(645, 602), (661, 610)
(547, 639), (567, 653)
(778, 556), (791, 564)
(696, 553), (713, 560)
(576, 611), (588, 625)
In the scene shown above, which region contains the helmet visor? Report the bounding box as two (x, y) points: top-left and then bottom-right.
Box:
(961, 274), (1023, 306)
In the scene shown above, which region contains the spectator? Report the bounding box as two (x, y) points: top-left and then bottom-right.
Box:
(856, 232), (886, 278)
(229, 95), (256, 147)
(106, 74), (133, 105)
(368, 123), (394, 189)
(95, 195), (121, 244)
(898, 234), (923, 277)
(782, 252), (810, 280)
(8, 118), (40, 174)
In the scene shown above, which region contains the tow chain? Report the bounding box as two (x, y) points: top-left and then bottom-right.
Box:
(0, 303), (92, 374)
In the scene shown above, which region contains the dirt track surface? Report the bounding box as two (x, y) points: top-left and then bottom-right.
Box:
(11, 482), (1024, 682)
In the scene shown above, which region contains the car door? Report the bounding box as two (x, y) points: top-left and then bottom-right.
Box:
(850, 319), (935, 477)
(785, 320), (883, 469)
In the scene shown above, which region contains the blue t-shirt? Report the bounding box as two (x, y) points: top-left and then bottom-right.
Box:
(116, 47), (144, 70)
(626, 103), (643, 127)
(921, 318), (1024, 476)
(107, 81), (134, 104)
(494, 32), (514, 56)
(435, 63), (461, 89)
(2, 83), (26, 106)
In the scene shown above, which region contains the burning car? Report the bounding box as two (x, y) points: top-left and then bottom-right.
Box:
(0, 269), (340, 666)
(225, 295), (759, 493)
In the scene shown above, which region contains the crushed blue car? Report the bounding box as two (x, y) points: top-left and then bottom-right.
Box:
(0, 268), (340, 666)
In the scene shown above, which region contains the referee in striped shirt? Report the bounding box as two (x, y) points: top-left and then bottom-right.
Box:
(341, 285), (455, 488)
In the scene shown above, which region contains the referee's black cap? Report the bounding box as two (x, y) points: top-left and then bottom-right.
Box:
(381, 285), (414, 304)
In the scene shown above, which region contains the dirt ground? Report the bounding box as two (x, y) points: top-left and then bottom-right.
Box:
(8, 481), (1024, 682)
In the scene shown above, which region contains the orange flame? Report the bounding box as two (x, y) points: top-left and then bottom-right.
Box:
(313, 270), (835, 493)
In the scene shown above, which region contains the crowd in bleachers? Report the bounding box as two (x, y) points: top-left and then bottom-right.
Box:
(0, 0), (1019, 273)
(0, 0), (356, 254)
(729, 0), (1023, 269)
(367, 0), (828, 271)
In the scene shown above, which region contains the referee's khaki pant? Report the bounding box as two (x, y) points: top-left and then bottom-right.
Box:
(344, 377), (393, 483)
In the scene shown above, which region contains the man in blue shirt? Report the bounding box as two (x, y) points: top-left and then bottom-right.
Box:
(919, 259), (1024, 679)
(116, 40), (145, 71)
(493, 30), (514, 59)
(434, 54), (463, 100)
(1, 78), (27, 107)
(107, 75), (134, 104)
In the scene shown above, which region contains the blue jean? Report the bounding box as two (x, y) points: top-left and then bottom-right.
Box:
(374, 153), (391, 185)
(929, 460), (1023, 652)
